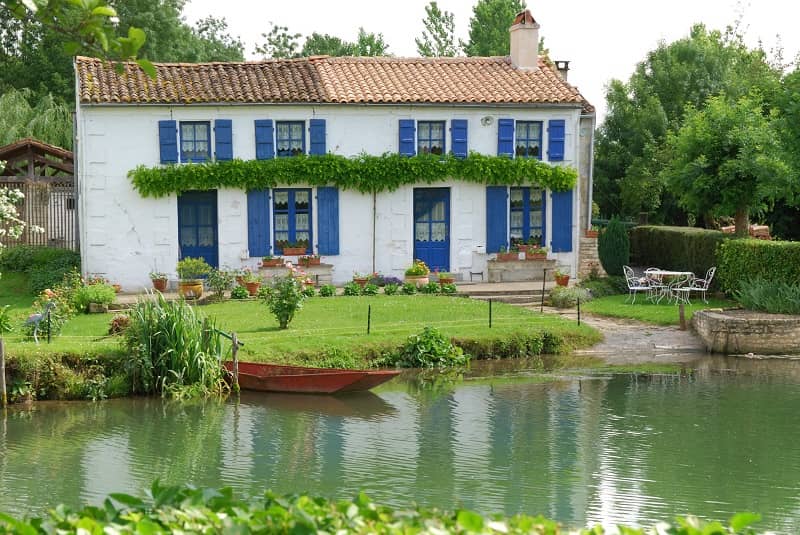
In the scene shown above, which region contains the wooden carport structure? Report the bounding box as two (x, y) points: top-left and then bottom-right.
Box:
(0, 138), (76, 249)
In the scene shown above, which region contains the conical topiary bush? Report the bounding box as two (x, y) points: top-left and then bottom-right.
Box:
(598, 216), (630, 276)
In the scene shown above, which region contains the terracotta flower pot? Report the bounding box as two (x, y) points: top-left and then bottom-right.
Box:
(496, 252), (520, 262)
(112, 283), (122, 293)
(438, 277), (455, 285)
(262, 259), (283, 267)
(525, 252), (547, 261)
(245, 281), (261, 296)
(353, 277), (369, 288)
(404, 275), (429, 286)
(300, 257), (321, 266)
(152, 278), (168, 292)
(555, 274), (570, 287)
(282, 246), (306, 255)
(585, 229), (599, 238)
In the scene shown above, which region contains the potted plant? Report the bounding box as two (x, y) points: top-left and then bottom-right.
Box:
(277, 239), (309, 256)
(176, 257), (211, 298)
(496, 246), (520, 262)
(242, 268), (262, 296)
(404, 259), (430, 286)
(436, 270), (455, 285)
(554, 268), (570, 287)
(352, 271), (370, 288)
(149, 271), (168, 292)
(262, 255), (284, 267)
(525, 244), (548, 261)
(585, 225), (600, 238)
(299, 254), (321, 267)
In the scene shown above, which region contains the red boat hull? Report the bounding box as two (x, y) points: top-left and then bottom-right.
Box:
(224, 361), (400, 394)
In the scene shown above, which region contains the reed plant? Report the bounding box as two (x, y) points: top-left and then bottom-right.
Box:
(123, 293), (228, 398)
(735, 277), (800, 314)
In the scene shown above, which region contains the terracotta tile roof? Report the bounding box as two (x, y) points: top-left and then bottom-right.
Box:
(75, 55), (592, 110)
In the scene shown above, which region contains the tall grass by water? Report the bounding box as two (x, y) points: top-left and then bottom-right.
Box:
(735, 278), (800, 314)
(123, 293), (227, 398)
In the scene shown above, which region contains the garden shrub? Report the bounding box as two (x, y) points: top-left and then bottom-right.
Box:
(549, 286), (592, 308)
(343, 282), (362, 296)
(318, 284), (336, 297)
(597, 216), (629, 276)
(440, 283), (457, 294)
(263, 270), (308, 329)
(71, 282), (117, 313)
(383, 283), (399, 295)
(230, 286), (249, 299)
(401, 282), (417, 295)
(381, 326), (470, 368)
(206, 268), (234, 299)
(302, 285), (317, 298)
(0, 245), (78, 273)
(26, 248), (81, 293)
(362, 283), (379, 295)
(717, 238), (800, 294)
(0, 483), (765, 535)
(420, 281), (440, 294)
(579, 276), (626, 297)
(630, 225), (728, 282)
(734, 277), (800, 314)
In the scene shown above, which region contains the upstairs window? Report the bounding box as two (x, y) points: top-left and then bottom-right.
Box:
(510, 186), (544, 246)
(515, 121), (542, 159)
(417, 121), (445, 155)
(180, 121), (211, 162)
(276, 121), (305, 157)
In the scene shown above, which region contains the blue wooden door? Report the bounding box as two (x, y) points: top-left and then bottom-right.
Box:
(178, 191), (218, 268)
(413, 188), (450, 272)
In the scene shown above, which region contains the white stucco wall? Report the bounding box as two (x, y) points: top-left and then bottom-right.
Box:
(75, 103), (584, 287)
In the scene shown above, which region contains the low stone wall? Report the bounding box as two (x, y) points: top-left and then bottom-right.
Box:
(487, 259), (558, 282)
(692, 309), (800, 355)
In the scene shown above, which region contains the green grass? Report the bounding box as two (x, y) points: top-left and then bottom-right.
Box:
(581, 294), (735, 325)
(0, 277), (601, 364)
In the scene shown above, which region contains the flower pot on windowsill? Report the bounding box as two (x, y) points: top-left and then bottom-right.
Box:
(300, 257), (321, 267)
(438, 277), (455, 285)
(496, 252), (520, 262)
(178, 280), (203, 299)
(262, 259), (283, 267)
(282, 246), (307, 256)
(525, 252), (547, 261)
(585, 229), (599, 238)
(555, 274), (570, 287)
(152, 278), (168, 292)
(245, 281), (261, 296)
(404, 275), (429, 287)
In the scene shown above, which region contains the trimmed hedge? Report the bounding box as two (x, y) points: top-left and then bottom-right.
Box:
(717, 239), (800, 294)
(0, 245), (80, 293)
(630, 226), (728, 283)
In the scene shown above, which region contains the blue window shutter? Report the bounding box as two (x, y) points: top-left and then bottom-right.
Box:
(214, 119), (233, 161)
(399, 119), (416, 156)
(255, 119), (275, 160)
(486, 186), (508, 253)
(247, 189), (270, 257)
(548, 119), (565, 161)
(317, 187), (339, 255)
(550, 189), (573, 252)
(497, 118), (514, 158)
(451, 119), (468, 158)
(158, 120), (177, 164)
(309, 119), (326, 155)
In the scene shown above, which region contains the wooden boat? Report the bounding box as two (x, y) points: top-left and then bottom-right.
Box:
(224, 361), (400, 394)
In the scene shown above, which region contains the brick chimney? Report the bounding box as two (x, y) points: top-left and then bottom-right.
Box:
(509, 9), (539, 71)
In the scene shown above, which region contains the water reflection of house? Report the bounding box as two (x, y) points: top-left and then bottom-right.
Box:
(0, 137), (77, 249)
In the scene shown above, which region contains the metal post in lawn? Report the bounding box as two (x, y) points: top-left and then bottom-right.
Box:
(489, 299), (493, 328)
(47, 307), (51, 344)
(0, 337), (6, 407)
(541, 268), (548, 313)
(367, 305), (371, 335)
(577, 297), (581, 326)
(231, 332), (240, 393)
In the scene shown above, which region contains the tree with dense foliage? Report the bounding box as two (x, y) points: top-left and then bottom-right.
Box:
(0, 88), (72, 149)
(597, 217), (630, 277)
(462, 0), (525, 57)
(661, 94), (792, 236)
(258, 25), (390, 59)
(254, 22), (302, 59)
(416, 1), (459, 57)
(593, 24), (783, 224)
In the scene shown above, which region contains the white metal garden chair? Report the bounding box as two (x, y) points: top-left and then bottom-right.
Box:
(644, 267), (667, 303)
(623, 265), (650, 304)
(687, 266), (716, 304)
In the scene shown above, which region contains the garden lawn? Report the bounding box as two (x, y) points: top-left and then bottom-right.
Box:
(1, 293), (601, 365)
(581, 294), (735, 326)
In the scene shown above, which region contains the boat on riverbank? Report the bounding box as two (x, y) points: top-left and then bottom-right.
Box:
(224, 361), (400, 394)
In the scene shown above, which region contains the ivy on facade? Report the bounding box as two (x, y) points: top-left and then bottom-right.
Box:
(128, 153), (577, 197)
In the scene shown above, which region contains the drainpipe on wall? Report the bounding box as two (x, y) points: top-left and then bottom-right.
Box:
(372, 191), (377, 273)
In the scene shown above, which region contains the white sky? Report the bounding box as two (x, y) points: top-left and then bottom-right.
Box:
(183, 0), (800, 124)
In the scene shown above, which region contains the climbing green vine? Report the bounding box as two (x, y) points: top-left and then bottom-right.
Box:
(128, 153), (577, 197)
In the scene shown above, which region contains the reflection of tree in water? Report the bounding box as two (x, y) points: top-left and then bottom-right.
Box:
(404, 368), (464, 400)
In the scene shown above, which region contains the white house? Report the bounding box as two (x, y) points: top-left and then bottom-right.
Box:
(74, 10), (595, 287)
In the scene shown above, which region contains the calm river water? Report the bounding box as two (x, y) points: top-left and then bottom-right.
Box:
(2, 356), (800, 532)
